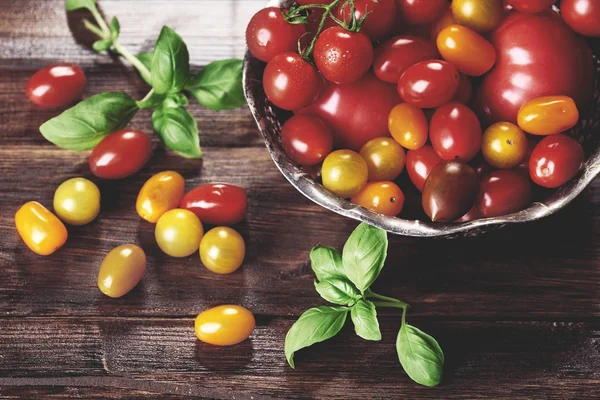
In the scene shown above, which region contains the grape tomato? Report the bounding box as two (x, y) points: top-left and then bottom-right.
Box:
(26, 64), (87, 109)
(373, 35), (439, 84)
(451, 0), (504, 33)
(437, 25), (496, 77)
(560, 0), (600, 37)
(136, 171), (185, 223)
(97, 244), (146, 298)
(15, 201), (67, 256)
(388, 103), (429, 151)
(396, 0), (448, 25)
(398, 60), (460, 109)
(405, 145), (443, 192)
(195, 305), (255, 346)
(180, 183), (248, 226)
(476, 169), (533, 217)
(430, 102), (482, 162)
(529, 134), (584, 188)
(89, 129), (153, 179)
(517, 96), (579, 136)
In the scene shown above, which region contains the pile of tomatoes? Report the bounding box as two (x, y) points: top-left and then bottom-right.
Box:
(246, 0), (598, 222)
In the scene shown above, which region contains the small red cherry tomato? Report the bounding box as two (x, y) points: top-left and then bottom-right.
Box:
(398, 60), (460, 109)
(437, 25), (496, 77)
(280, 116), (333, 166)
(561, 0), (600, 37)
(351, 181), (405, 216)
(453, 73), (473, 104)
(430, 102), (482, 162)
(373, 35), (439, 84)
(396, 0), (448, 25)
(335, 0), (397, 40)
(26, 64), (86, 109)
(529, 134), (584, 188)
(505, 0), (556, 13)
(517, 96), (579, 136)
(476, 169), (533, 218)
(89, 129), (153, 179)
(180, 183), (248, 226)
(405, 145), (443, 192)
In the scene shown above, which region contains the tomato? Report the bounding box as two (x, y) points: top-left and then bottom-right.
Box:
(529, 134), (584, 188)
(15, 201), (67, 256)
(561, 0), (600, 37)
(359, 138), (405, 181)
(195, 305), (255, 346)
(136, 171), (185, 223)
(430, 102), (482, 162)
(517, 96), (579, 136)
(455, 206), (482, 222)
(53, 177), (100, 225)
(476, 169), (533, 217)
(518, 139), (537, 170)
(388, 103), (428, 150)
(437, 25), (496, 77)
(280, 116), (333, 166)
(335, 0), (397, 40)
(505, 0), (555, 13)
(373, 36), (439, 84)
(431, 7), (457, 42)
(26, 64), (86, 109)
(200, 227), (245, 274)
(89, 129), (153, 179)
(396, 0), (448, 25)
(263, 52), (321, 111)
(321, 150), (368, 197)
(155, 209), (204, 257)
(180, 183), (247, 226)
(481, 122), (528, 169)
(475, 11), (594, 124)
(453, 73), (472, 104)
(97, 244), (146, 298)
(245, 7), (306, 63)
(451, 0), (504, 32)
(351, 182), (405, 216)
(398, 60), (460, 108)
(405, 145), (443, 191)
(314, 27), (373, 85)
(298, 72), (401, 151)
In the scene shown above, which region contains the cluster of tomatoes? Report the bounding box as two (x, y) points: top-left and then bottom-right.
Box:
(246, 0), (598, 222)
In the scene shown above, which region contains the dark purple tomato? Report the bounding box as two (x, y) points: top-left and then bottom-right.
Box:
(180, 183), (248, 226)
(405, 145), (443, 192)
(280, 116), (333, 166)
(373, 35), (439, 84)
(430, 102), (482, 162)
(455, 206), (482, 222)
(398, 60), (460, 109)
(529, 134), (584, 188)
(89, 129), (153, 179)
(476, 169), (533, 217)
(26, 64), (87, 109)
(561, 0), (600, 37)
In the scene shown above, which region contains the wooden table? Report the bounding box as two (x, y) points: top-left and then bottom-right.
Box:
(1, 1), (599, 398)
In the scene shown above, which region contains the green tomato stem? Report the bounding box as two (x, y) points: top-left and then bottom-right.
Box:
(300, 0), (345, 60)
(112, 41), (152, 84)
(371, 301), (408, 310)
(83, 19), (106, 39)
(89, 6), (111, 37)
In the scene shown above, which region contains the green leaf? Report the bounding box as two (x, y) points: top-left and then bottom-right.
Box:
(39, 92), (138, 151)
(65, 0), (97, 11)
(397, 320), (444, 387)
(285, 306), (348, 368)
(185, 59), (246, 111)
(109, 16), (120, 39)
(92, 39), (112, 52)
(310, 245), (345, 282)
(136, 52), (154, 86)
(151, 26), (190, 94)
(314, 277), (361, 306)
(163, 93), (189, 108)
(350, 299), (381, 341)
(342, 223), (388, 293)
(152, 106), (202, 158)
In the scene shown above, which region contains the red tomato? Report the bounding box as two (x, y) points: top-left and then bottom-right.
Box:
(475, 11), (595, 124)
(335, 0), (397, 40)
(529, 134), (584, 188)
(245, 7), (306, 63)
(453, 73), (472, 104)
(373, 36), (439, 84)
(280, 116), (333, 166)
(398, 60), (460, 108)
(263, 52), (321, 111)
(297, 72), (401, 151)
(396, 0), (448, 25)
(430, 7), (457, 42)
(476, 169), (533, 217)
(89, 129), (153, 179)
(26, 64), (86, 109)
(430, 102), (482, 162)
(561, 0), (600, 37)
(405, 144), (443, 191)
(180, 183), (248, 226)
(505, 0), (555, 13)
(455, 205), (482, 222)
(314, 27), (373, 85)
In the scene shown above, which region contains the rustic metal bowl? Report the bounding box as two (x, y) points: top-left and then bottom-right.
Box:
(243, 0), (600, 237)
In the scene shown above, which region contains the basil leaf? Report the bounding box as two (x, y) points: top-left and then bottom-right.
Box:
(342, 223), (388, 293)
(110, 17), (120, 39)
(310, 245), (345, 282)
(136, 52), (154, 86)
(350, 299), (381, 341)
(185, 59), (246, 111)
(152, 106), (202, 158)
(92, 39), (112, 52)
(397, 322), (444, 387)
(285, 306), (348, 368)
(151, 26), (190, 94)
(65, 0), (97, 11)
(39, 92), (138, 151)
(314, 277), (361, 306)
(163, 93), (189, 109)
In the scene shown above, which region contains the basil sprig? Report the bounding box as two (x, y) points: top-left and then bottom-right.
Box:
(285, 223), (445, 387)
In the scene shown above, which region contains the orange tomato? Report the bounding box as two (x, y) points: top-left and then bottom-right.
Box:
(351, 182), (405, 216)
(517, 95), (579, 135)
(136, 171), (185, 223)
(451, 0), (504, 33)
(388, 103), (429, 150)
(437, 25), (496, 76)
(359, 138), (405, 181)
(195, 305), (256, 346)
(15, 201), (67, 255)
(481, 122), (528, 169)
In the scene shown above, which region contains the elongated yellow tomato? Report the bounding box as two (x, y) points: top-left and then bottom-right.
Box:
(451, 0), (504, 33)
(321, 150), (368, 198)
(437, 25), (496, 76)
(15, 201), (67, 255)
(97, 244), (146, 298)
(200, 227), (245, 274)
(517, 96), (579, 135)
(53, 177), (100, 225)
(195, 305), (255, 346)
(136, 171), (185, 223)
(155, 209), (204, 257)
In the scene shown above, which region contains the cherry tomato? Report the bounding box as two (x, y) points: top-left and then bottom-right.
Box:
(437, 25), (496, 77)
(505, 0), (556, 13)
(398, 60), (460, 108)
(97, 244), (146, 298)
(359, 138), (405, 181)
(334, 0), (397, 40)
(195, 305), (255, 346)
(26, 64), (86, 109)
(155, 209), (204, 257)
(263, 52), (321, 111)
(53, 177), (100, 225)
(15, 201), (67, 256)
(476, 169), (533, 217)
(388, 103), (429, 150)
(351, 182), (405, 216)
(89, 129), (153, 179)
(314, 27), (373, 85)
(396, 0), (448, 25)
(180, 183), (247, 226)
(517, 96), (579, 136)
(200, 227), (245, 274)
(373, 36), (439, 84)
(561, 0), (600, 37)
(451, 0), (504, 32)
(481, 122), (528, 169)
(321, 150), (368, 197)
(245, 7), (306, 63)
(280, 116), (333, 166)
(518, 139), (537, 170)
(455, 205), (482, 222)
(136, 171), (185, 223)
(453, 73), (472, 104)
(431, 7), (457, 42)
(529, 134), (584, 188)
(430, 102), (482, 162)
(405, 145), (443, 191)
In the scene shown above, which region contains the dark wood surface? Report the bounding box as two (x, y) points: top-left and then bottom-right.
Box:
(1, 1), (599, 399)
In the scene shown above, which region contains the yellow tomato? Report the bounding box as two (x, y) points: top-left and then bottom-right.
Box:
(517, 96), (579, 136)
(437, 25), (496, 76)
(15, 201), (67, 256)
(451, 0), (504, 33)
(200, 227), (245, 274)
(351, 182), (405, 216)
(482, 122), (528, 169)
(97, 244), (146, 298)
(388, 103), (429, 150)
(155, 209), (204, 257)
(136, 171), (185, 223)
(359, 138), (405, 182)
(195, 305), (255, 346)
(53, 177), (100, 225)
(321, 150), (368, 198)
